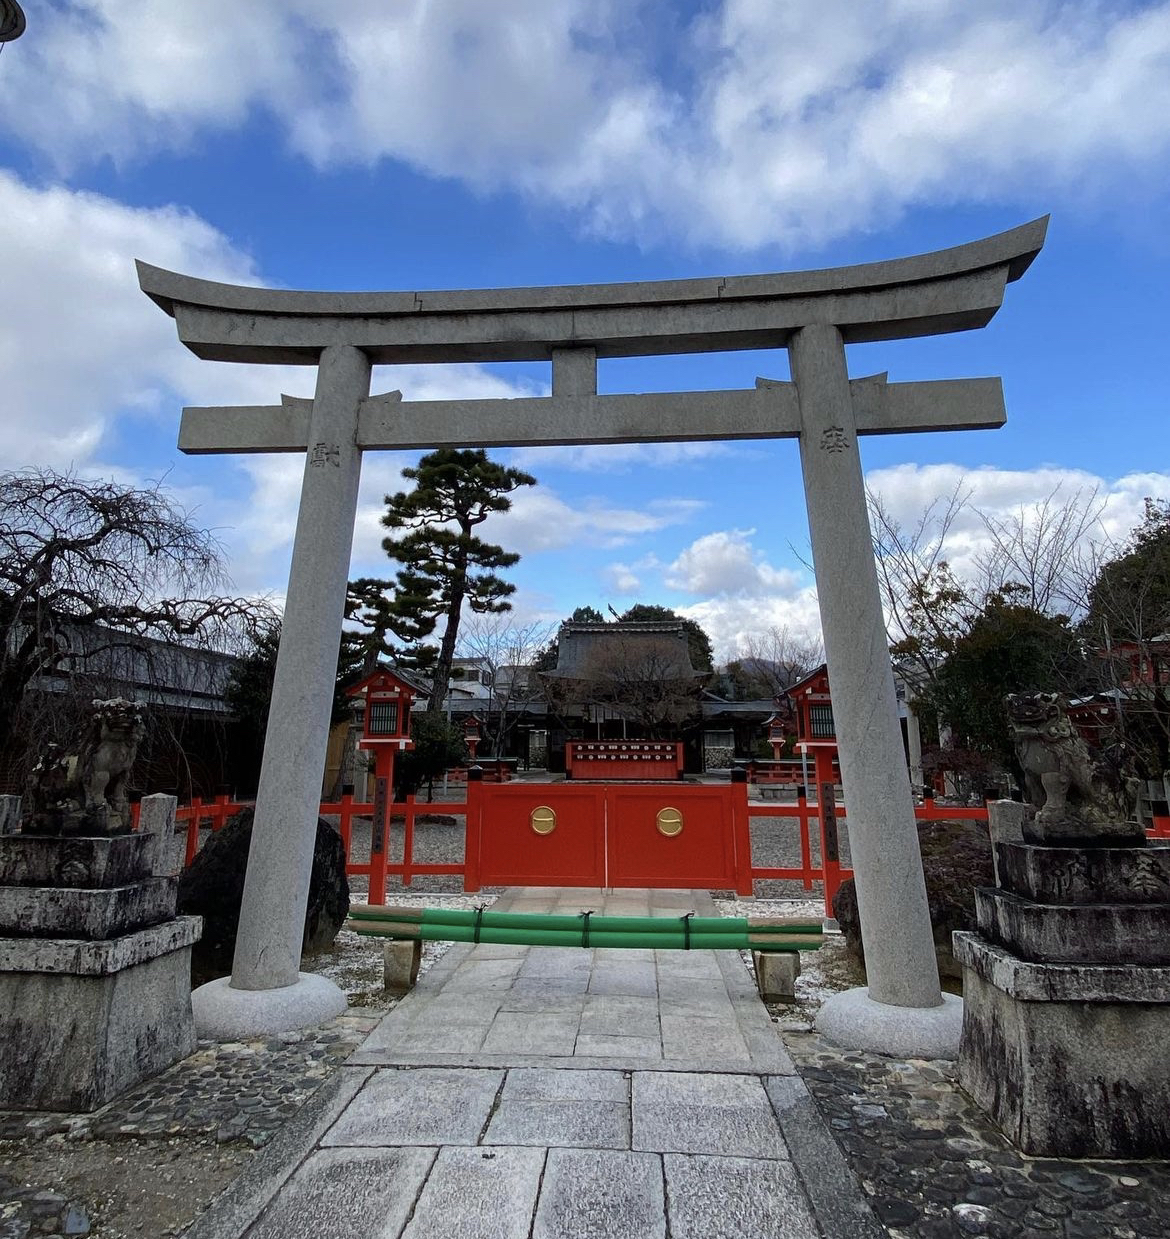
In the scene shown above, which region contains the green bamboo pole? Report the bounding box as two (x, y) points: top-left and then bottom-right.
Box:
(347, 905), (820, 936)
(344, 918), (821, 952)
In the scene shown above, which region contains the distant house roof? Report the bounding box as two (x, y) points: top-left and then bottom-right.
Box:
(543, 622), (700, 680)
(29, 623), (242, 716)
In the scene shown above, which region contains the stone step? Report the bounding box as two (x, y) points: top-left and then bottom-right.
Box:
(0, 833), (155, 888)
(975, 886), (1170, 965)
(0, 877), (178, 940)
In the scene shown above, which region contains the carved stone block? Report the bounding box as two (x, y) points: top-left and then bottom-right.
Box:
(974, 887), (1170, 965)
(0, 833), (154, 889)
(0, 917), (200, 1111)
(994, 841), (1170, 905)
(956, 931), (1170, 1158)
(0, 877), (178, 940)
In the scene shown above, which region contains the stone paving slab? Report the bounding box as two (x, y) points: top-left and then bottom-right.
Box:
(400, 1146), (545, 1239)
(484, 1097), (631, 1149)
(578, 994), (661, 1037)
(480, 1010), (580, 1055)
(501, 1066), (629, 1102)
(243, 1146), (435, 1239)
(632, 1071), (789, 1159)
(664, 1153), (821, 1239)
(321, 1067), (503, 1147)
(532, 1148), (665, 1239)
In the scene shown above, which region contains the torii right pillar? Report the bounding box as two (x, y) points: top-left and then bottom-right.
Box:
(790, 325), (960, 1055)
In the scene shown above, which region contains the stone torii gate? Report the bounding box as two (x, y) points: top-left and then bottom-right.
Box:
(139, 217), (1047, 1052)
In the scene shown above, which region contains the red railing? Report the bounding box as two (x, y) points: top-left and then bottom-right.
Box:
(149, 784), (1167, 915)
(744, 791), (990, 911)
(160, 791), (471, 901)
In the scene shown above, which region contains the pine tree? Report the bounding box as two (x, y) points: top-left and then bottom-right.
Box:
(381, 449), (536, 712)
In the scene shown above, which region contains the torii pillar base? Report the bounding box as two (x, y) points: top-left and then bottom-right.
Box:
(816, 988), (963, 1060)
(191, 973), (347, 1041)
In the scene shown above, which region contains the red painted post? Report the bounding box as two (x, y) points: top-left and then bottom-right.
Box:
(182, 807), (199, 866)
(796, 786), (813, 891)
(814, 749), (843, 917)
(730, 766), (754, 896)
(463, 766), (483, 892)
(338, 791), (353, 859)
(402, 795), (416, 888)
(367, 751), (393, 907)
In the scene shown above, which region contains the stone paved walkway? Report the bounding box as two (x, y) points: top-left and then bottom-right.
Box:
(185, 887), (881, 1239)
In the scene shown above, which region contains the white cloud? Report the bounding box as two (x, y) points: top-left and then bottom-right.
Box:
(0, 171), (268, 468)
(0, 172), (558, 598)
(6, 3), (1170, 248)
(602, 555), (662, 598)
(509, 441), (734, 474)
(681, 590), (824, 666)
(865, 462), (1170, 572)
(665, 529), (801, 596)
(489, 491), (705, 555)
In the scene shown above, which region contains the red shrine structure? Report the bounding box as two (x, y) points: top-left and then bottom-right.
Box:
(347, 670), (419, 902)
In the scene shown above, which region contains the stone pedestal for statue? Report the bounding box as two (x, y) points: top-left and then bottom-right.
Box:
(956, 801), (1170, 1157)
(0, 796), (201, 1111)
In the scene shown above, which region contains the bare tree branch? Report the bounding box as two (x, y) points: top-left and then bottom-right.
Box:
(1, 468), (272, 782)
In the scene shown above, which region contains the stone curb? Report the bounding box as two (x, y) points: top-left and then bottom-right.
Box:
(764, 1075), (886, 1239)
(181, 1065), (373, 1239)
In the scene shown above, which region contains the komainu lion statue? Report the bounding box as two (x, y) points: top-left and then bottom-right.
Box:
(27, 698), (146, 836)
(1006, 692), (1141, 845)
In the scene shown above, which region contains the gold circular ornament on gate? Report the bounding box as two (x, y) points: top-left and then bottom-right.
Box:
(530, 806), (557, 835)
(656, 807), (684, 837)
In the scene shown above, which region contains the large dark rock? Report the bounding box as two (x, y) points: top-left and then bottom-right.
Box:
(177, 809), (349, 981)
(833, 817), (994, 980)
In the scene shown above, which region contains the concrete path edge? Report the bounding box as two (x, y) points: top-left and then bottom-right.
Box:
(765, 1075), (886, 1239)
(181, 1065), (373, 1239)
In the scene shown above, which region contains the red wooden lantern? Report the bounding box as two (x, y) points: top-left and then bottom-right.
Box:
(463, 714), (482, 762)
(346, 670), (420, 903)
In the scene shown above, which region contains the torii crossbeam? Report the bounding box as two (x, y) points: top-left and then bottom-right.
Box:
(140, 217), (1047, 1052)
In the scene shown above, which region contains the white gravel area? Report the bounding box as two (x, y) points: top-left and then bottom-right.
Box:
(712, 894), (857, 1024)
(304, 891), (499, 1010)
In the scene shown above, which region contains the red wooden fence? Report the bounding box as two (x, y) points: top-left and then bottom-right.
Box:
(148, 786), (1170, 917)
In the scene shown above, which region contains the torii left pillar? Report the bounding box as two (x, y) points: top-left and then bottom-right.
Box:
(191, 345), (370, 1037)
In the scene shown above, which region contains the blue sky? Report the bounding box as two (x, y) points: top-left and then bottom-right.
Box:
(2, 1), (1169, 661)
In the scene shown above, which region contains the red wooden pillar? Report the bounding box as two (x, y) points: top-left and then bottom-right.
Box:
(814, 747), (843, 917)
(463, 766), (483, 892)
(368, 746), (396, 906)
(796, 786), (813, 891)
(730, 766), (754, 896)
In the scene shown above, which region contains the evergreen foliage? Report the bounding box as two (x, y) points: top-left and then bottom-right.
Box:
(381, 449), (535, 712)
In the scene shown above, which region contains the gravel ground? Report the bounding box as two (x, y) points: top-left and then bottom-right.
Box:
(778, 1029), (1170, 1238)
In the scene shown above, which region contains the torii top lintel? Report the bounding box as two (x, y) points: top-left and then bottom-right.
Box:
(137, 218), (1047, 367)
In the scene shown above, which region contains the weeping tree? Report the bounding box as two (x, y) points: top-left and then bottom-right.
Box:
(0, 468), (268, 785)
(380, 449), (535, 713)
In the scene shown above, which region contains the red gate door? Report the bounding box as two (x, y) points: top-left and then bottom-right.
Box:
(473, 784), (606, 887)
(605, 785), (738, 889)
